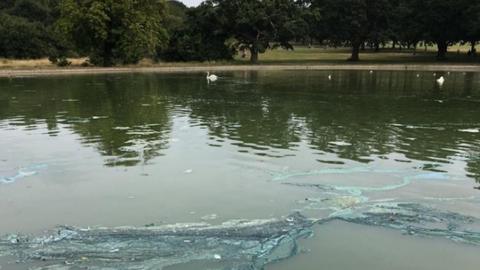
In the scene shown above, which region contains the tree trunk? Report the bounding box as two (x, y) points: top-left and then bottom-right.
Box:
(348, 42), (361, 61)
(374, 42), (380, 52)
(103, 54), (113, 67)
(471, 41), (476, 56)
(250, 43), (259, 64)
(436, 41), (448, 60)
(102, 24), (114, 67)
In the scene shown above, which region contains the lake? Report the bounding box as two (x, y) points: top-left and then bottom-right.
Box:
(0, 70), (479, 269)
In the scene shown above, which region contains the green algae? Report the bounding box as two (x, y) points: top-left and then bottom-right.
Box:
(0, 213), (314, 270)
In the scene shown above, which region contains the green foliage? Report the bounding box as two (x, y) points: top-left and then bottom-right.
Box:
(210, 0), (307, 63)
(416, 0), (471, 59)
(9, 0), (54, 23)
(162, 1), (188, 38)
(0, 0), (62, 59)
(389, 0), (424, 48)
(159, 1), (234, 62)
(307, 0), (480, 61)
(0, 13), (53, 58)
(310, 0), (391, 61)
(1, 0), (480, 63)
(57, 0), (169, 66)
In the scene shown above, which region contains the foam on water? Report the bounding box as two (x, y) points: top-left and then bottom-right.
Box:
(0, 164), (47, 184)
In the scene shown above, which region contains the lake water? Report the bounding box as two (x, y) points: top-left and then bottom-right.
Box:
(0, 70), (479, 269)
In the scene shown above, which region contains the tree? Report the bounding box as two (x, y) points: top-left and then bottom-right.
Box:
(389, 0), (424, 53)
(463, 1), (480, 55)
(312, 0), (391, 61)
(56, 0), (169, 66)
(159, 1), (234, 61)
(212, 0), (306, 63)
(418, 0), (470, 60)
(8, 0), (55, 24)
(0, 13), (52, 58)
(163, 0), (188, 35)
(365, 0), (393, 52)
(0, 0), (62, 59)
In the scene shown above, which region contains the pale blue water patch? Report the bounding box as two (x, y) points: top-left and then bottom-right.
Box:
(410, 172), (451, 181)
(335, 202), (480, 246)
(271, 166), (401, 182)
(276, 166), (477, 221)
(0, 164), (47, 184)
(273, 166), (451, 196)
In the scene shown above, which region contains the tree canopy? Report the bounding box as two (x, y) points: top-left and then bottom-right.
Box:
(210, 0), (307, 63)
(56, 0), (168, 66)
(1, 0), (480, 64)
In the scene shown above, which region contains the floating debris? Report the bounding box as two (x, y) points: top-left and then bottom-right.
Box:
(91, 116), (109, 120)
(112, 126), (130, 131)
(459, 128), (480, 133)
(328, 141), (352, 146)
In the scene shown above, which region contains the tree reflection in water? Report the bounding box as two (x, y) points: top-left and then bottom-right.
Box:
(0, 70), (479, 182)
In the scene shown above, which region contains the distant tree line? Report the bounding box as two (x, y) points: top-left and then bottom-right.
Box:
(1, 0), (479, 65)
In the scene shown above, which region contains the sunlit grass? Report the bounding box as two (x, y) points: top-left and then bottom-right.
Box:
(0, 58), (87, 69)
(235, 45), (479, 64)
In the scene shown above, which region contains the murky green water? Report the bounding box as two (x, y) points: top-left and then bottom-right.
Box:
(0, 70), (479, 269)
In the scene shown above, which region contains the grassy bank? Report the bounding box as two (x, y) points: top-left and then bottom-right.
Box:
(0, 47), (479, 77)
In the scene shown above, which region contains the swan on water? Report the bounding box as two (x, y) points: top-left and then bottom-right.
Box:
(206, 72), (218, 82)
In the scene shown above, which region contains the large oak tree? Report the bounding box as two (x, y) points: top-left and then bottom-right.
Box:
(211, 0), (306, 63)
(57, 0), (168, 66)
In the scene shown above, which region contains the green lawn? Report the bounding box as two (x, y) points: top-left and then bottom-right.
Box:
(1, 45), (479, 70)
(234, 46), (480, 64)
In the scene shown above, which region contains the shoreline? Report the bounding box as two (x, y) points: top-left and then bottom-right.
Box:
(1, 63), (480, 78)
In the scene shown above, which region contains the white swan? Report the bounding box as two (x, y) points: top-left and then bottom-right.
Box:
(328, 75), (332, 80)
(206, 72), (218, 82)
(436, 76), (445, 86)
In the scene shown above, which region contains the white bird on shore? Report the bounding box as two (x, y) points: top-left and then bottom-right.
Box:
(328, 75), (332, 80)
(206, 72), (218, 82)
(436, 76), (445, 86)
